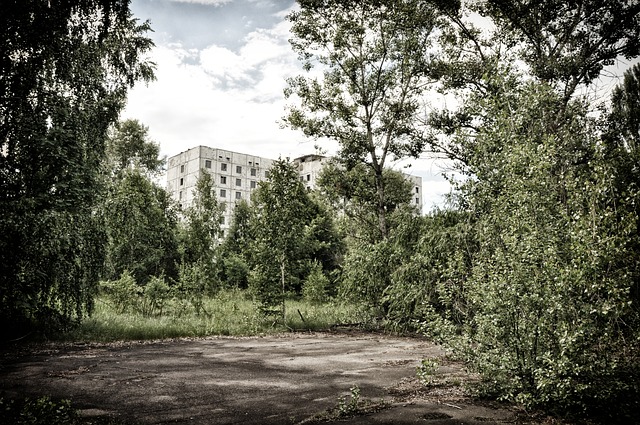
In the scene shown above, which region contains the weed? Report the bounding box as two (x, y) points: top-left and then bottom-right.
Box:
(417, 358), (439, 385)
(337, 385), (361, 417)
(65, 289), (370, 341)
(0, 396), (76, 425)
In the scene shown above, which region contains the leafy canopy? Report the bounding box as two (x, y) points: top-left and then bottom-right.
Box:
(0, 0), (155, 336)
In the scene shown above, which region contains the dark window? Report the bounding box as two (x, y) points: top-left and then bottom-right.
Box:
(250, 168), (256, 177)
(220, 189), (226, 197)
(250, 180), (256, 189)
(180, 164), (185, 173)
(221, 163), (227, 171)
(205, 160), (212, 169)
(236, 165), (242, 174)
(236, 178), (241, 186)
(179, 191), (182, 200)
(220, 176), (227, 184)
(306, 174), (311, 181)
(235, 191), (241, 199)
(179, 178), (183, 186)
(415, 187), (419, 193)
(416, 197), (419, 204)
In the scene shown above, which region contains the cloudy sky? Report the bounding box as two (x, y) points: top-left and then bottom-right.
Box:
(122, 0), (452, 209)
(121, 0), (636, 210)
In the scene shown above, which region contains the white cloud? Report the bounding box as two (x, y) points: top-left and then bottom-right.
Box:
(167, 0), (233, 5)
(199, 45), (250, 81)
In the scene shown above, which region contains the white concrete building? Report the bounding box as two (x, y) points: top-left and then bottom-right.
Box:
(167, 146), (274, 233)
(406, 174), (423, 212)
(293, 154), (332, 191)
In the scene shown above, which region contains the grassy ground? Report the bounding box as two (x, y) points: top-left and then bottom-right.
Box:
(66, 289), (372, 342)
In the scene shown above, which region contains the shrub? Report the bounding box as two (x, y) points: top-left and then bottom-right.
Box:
(223, 254), (250, 288)
(100, 270), (140, 314)
(302, 261), (329, 304)
(141, 276), (171, 316)
(177, 262), (208, 315)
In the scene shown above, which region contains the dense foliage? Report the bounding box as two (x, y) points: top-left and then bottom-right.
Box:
(0, 0), (154, 338)
(246, 159), (343, 318)
(286, 0), (640, 421)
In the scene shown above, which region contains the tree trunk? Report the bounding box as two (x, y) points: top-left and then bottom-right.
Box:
(375, 170), (387, 240)
(280, 257), (286, 321)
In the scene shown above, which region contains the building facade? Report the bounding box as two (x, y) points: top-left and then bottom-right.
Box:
(292, 154), (423, 212)
(167, 146), (274, 233)
(293, 154), (332, 191)
(406, 174), (423, 211)
(167, 146), (423, 233)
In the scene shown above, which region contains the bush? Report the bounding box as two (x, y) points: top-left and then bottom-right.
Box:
(248, 263), (283, 317)
(141, 276), (171, 316)
(302, 261), (329, 304)
(223, 254), (250, 288)
(100, 270), (140, 314)
(339, 240), (396, 310)
(178, 262), (208, 315)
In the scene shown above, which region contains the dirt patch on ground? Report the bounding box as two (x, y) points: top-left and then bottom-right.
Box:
(0, 332), (543, 424)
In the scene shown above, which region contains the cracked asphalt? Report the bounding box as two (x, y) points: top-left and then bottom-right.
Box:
(0, 332), (518, 424)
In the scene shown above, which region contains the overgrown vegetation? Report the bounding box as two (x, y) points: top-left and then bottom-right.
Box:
(0, 0), (155, 340)
(69, 289), (370, 342)
(3, 0), (639, 423)
(0, 395), (128, 425)
(0, 396), (80, 425)
(283, 0), (640, 422)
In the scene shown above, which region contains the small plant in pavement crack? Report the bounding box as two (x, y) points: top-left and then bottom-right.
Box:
(417, 358), (439, 385)
(337, 385), (361, 417)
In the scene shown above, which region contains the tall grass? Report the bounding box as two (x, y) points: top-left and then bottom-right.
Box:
(67, 289), (370, 342)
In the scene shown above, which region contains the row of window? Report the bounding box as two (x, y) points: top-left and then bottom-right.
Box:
(219, 189), (243, 200)
(182, 161), (261, 177)
(218, 176), (257, 188)
(178, 189), (250, 200)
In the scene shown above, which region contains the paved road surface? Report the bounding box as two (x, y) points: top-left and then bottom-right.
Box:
(0, 332), (516, 424)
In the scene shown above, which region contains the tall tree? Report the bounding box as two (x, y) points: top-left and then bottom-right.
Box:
(0, 0), (154, 336)
(416, 1), (640, 416)
(284, 0), (442, 239)
(100, 119), (179, 286)
(317, 161), (415, 243)
(480, 0), (640, 101)
(219, 199), (254, 288)
(220, 199), (253, 258)
(249, 159), (313, 318)
(453, 79), (640, 418)
(605, 63), (640, 160)
(103, 169), (180, 286)
(105, 119), (164, 177)
(428, 0), (640, 167)
(179, 170), (225, 288)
